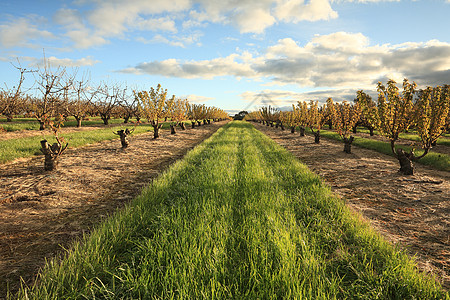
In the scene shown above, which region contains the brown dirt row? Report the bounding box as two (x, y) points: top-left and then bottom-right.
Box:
(0, 121), (227, 299)
(254, 122), (450, 290)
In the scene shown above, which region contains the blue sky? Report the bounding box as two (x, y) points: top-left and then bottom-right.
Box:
(1, 0), (450, 114)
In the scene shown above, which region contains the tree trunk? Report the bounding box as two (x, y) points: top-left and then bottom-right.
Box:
(101, 116), (110, 125)
(191, 121), (195, 129)
(40, 140), (58, 171)
(170, 124), (176, 134)
(124, 116), (130, 124)
(290, 126), (295, 133)
(280, 123), (285, 130)
(39, 121), (45, 131)
(299, 127), (305, 137)
(75, 117), (82, 128)
(396, 149), (415, 175)
(352, 125), (357, 134)
(115, 130), (130, 148)
(179, 122), (186, 130)
(314, 131), (320, 144)
(153, 126), (160, 139)
(343, 136), (354, 154)
(203, 119), (207, 125)
(197, 121), (202, 126)
(369, 127), (374, 136)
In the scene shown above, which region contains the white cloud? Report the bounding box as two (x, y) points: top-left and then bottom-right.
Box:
(127, 54), (257, 79)
(275, 0), (338, 22)
(120, 32), (450, 89)
(23, 56), (100, 68)
(191, 0), (338, 33)
(182, 94), (215, 103)
(0, 17), (54, 48)
(136, 32), (202, 48)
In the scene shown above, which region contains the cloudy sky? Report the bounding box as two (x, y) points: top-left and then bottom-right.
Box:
(1, 0), (450, 113)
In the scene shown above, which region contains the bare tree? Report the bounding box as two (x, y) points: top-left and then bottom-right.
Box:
(88, 82), (121, 125)
(64, 71), (91, 127)
(1, 61), (35, 122)
(32, 55), (74, 130)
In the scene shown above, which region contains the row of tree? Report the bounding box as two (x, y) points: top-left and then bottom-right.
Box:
(1, 60), (230, 171)
(245, 79), (450, 175)
(0, 62), (229, 134)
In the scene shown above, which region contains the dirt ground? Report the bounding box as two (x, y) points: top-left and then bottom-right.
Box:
(254, 123), (450, 290)
(0, 121), (227, 299)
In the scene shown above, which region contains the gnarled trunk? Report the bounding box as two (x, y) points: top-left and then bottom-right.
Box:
(170, 124), (176, 134)
(153, 124), (162, 139)
(101, 115), (110, 125)
(115, 129), (131, 148)
(40, 140), (61, 171)
(75, 117), (82, 128)
(191, 121), (195, 129)
(179, 122), (186, 130)
(396, 149), (415, 175)
(290, 126), (295, 133)
(299, 127), (305, 137)
(313, 131), (320, 144)
(343, 136), (354, 154)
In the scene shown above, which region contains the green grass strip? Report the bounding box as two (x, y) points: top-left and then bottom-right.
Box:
(0, 118), (130, 132)
(17, 121), (447, 299)
(319, 130), (450, 172)
(0, 123), (174, 164)
(349, 127), (450, 147)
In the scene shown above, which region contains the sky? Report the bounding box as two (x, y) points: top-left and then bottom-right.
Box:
(1, 0), (450, 114)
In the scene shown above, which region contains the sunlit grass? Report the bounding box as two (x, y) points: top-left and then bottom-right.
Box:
(0, 117), (131, 132)
(16, 121), (448, 299)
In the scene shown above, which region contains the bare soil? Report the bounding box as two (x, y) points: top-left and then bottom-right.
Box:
(255, 123), (450, 290)
(0, 121), (227, 299)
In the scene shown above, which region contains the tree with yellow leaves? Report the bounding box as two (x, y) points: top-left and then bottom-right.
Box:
(169, 98), (189, 134)
(359, 79), (450, 175)
(293, 101), (309, 136)
(328, 98), (361, 153)
(306, 100), (325, 143)
(279, 110), (297, 133)
(135, 84), (175, 139)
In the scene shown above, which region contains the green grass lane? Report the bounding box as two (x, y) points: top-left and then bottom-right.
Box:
(18, 121), (448, 299)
